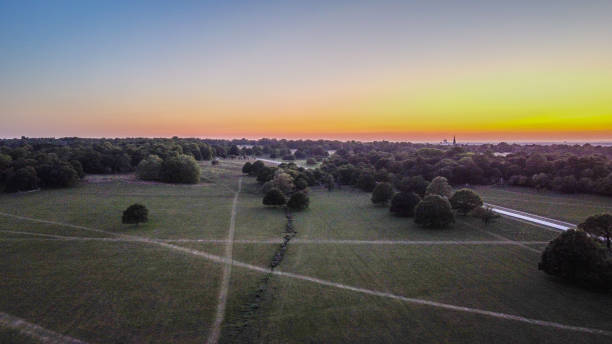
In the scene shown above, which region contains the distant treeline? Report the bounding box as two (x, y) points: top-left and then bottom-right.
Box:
(1, 137), (612, 196)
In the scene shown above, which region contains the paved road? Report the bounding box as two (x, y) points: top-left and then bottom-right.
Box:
(484, 203), (576, 231)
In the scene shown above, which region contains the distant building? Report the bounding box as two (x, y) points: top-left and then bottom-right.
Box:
(453, 136), (456, 145)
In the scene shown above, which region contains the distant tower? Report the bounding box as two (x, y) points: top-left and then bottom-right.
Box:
(453, 136), (456, 145)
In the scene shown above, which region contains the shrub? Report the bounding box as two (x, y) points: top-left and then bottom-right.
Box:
(263, 188), (286, 207)
(160, 154), (201, 184)
(449, 189), (483, 215)
(471, 206), (499, 225)
(122, 204), (149, 225)
(390, 192), (420, 217)
(287, 192), (309, 210)
(371, 182), (394, 205)
(539, 230), (612, 289)
(306, 158), (316, 165)
(242, 162), (253, 174)
(136, 154), (163, 181)
(426, 176), (453, 198)
(414, 195), (455, 228)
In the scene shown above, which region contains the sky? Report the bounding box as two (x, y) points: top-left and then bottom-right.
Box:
(1, 0), (611, 142)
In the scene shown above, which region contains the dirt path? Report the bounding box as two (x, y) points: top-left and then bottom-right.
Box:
(484, 203), (576, 230)
(207, 177), (242, 344)
(0, 312), (87, 344)
(2, 202), (612, 339)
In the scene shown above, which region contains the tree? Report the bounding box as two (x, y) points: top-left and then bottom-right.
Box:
(136, 155), (163, 181)
(324, 174), (335, 191)
(425, 176), (453, 198)
(579, 214), (612, 250)
(242, 162), (253, 174)
(539, 230), (612, 289)
(390, 192), (420, 217)
(414, 195), (455, 228)
(122, 204), (149, 225)
(287, 192), (309, 210)
(249, 160), (265, 176)
(471, 206), (499, 225)
(371, 182), (394, 205)
(160, 154), (201, 184)
(306, 158), (316, 165)
(272, 172), (295, 195)
(263, 188), (286, 207)
(398, 175), (428, 197)
(36, 162), (79, 188)
(229, 145), (241, 156)
(5, 166), (38, 192)
(357, 172), (376, 192)
(449, 189), (483, 215)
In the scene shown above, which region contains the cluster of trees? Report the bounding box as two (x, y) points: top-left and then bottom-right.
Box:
(243, 160), (316, 211)
(364, 175), (487, 229)
(3, 137), (612, 197)
(318, 144), (612, 197)
(136, 154), (201, 184)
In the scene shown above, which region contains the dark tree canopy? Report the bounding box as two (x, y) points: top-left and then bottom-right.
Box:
(449, 189), (483, 215)
(136, 154), (163, 181)
(5, 166), (38, 192)
(414, 195), (455, 228)
(287, 191), (309, 210)
(539, 230), (612, 289)
(425, 176), (453, 198)
(371, 182), (394, 205)
(579, 214), (612, 249)
(122, 204), (149, 225)
(160, 154), (201, 184)
(390, 192), (420, 217)
(263, 188), (286, 207)
(357, 172), (377, 192)
(242, 162), (253, 174)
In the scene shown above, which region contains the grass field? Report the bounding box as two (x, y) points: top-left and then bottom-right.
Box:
(474, 185), (612, 224)
(1, 161), (611, 343)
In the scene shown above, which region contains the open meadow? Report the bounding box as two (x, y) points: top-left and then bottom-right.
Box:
(1, 161), (611, 343)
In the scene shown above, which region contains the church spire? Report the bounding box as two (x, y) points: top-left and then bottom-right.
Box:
(453, 136), (456, 145)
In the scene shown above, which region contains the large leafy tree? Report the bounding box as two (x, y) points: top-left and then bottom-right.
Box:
(287, 192), (309, 210)
(425, 176), (453, 198)
(263, 188), (286, 207)
(160, 154), (201, 184)
(371, 182), (394, 205)
(449, 189), (483, 215)
(390, 192), (420, 217)
(539, 229), (612, 289)
(414, 195), (455, 228)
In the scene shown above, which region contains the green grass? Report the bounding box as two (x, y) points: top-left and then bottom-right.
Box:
(1, 162), (611, 343)
(473, 185), (612, 224)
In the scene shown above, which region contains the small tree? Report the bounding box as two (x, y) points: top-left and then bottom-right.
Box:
(579, 214), (612, 250)
(471, 206), (499, 225)
(449, 189), (483, 215)
(426, 176), (453, 198)
(242, 162), (253, 174)
(122, 204), (148, 225)
(414, 195), (455, 228)
(371, 182), (394, 205)
(390, 192), (420, 217)
(263, 188), (286, 207)
(539, 230), (612, 289)
(287, 192), (309, 210)
(357, 172), (376, 192)
(324, 174), (335, 192)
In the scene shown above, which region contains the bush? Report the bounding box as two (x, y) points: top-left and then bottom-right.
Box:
(371, 182), (394, 205)
(136, 154), (163, 181)
(242, 162), (253, 174)
(471, 206), (499, 225)
(122, 204), (149, 225)
(449, 189), (483, 215)
(425, 176), (453, 198)
(287, 192), (309, 210)
(160, 154), (201, 184)
(263, 188), (286, 207)
(539, 230), (612, 289)
(414, 195), (455, 228)
(390, 192), (420, 217)
(306, 158), (316, 165)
